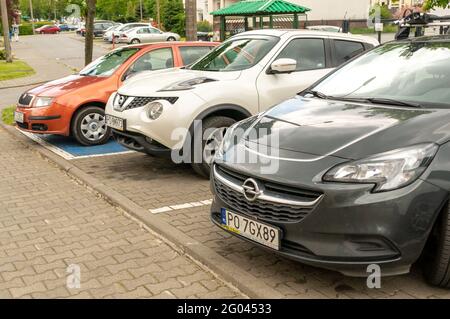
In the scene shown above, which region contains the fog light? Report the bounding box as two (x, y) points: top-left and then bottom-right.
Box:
(147, 102), (164, 120)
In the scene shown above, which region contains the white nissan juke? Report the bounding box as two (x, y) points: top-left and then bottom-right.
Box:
(105, 30), (379, 177)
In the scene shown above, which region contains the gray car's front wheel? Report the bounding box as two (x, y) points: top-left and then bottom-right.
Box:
(71, 106), (111, 146)
(190, 116), (236, 178)
(423, 202), (450, 288)
(167, 36), (176, 41)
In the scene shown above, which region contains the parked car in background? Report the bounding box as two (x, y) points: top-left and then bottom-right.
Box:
(36, 25), (60, 34)
(80, 21), (116, 37)
(103, 23), (152, 43)
(210, 35), (450, 288)
(57, 24), (70, 32)
(307, 25), (343, 33)
(102, 24), (123, 41)
(14, 42), (218, 146)
(105, 30), (378, 177)
(119, 26), (180, 44)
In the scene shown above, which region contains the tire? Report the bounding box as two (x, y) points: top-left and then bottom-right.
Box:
(167, 36), (176, 41)
(114, 36), (119, 44)
(190, 116), (236, 178)
(71, 106), (111, 146)
(423, 202), (450, 288)
(131, 38), (140, 44)
(40, 31), (44, 35)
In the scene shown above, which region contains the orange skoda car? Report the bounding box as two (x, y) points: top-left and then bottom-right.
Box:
(14, 41), (218, 145)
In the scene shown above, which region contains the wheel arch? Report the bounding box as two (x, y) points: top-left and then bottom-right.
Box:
(184, 104), (252, 148)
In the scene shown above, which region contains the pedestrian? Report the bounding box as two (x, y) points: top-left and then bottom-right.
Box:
(12, 23), (19, 42)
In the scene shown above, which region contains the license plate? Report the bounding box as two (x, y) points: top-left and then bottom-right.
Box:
(14, 111), (24, 123)
(221, 208), (281, 250)
(106, 115), (125, 131)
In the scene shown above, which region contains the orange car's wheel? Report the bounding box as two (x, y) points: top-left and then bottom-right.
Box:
(71, 106), (111, 146)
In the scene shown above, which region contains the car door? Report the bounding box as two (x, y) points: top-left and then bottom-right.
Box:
(255, 37), (333, 111)
(150, 28), (166, 41)
(138, 28), (153, 43)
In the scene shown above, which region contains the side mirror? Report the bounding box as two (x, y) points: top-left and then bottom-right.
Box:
(268, 58), (297, 74)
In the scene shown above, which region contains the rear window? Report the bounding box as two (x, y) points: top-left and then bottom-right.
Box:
(179, 46), (214, 65)
(333, 40), (365, 65)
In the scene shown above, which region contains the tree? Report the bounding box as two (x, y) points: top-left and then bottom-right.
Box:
(424, 0), (450, 10)
(162, 0), (184, 34)
(85, 0), (95, 65)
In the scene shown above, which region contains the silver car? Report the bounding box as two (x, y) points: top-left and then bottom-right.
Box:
(119, 26), (180, 44)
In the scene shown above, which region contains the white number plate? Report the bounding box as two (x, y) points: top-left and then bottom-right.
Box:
(14, 111), (24, 123)
(221, 209), (281, 250)
(105, 115), (125, 131)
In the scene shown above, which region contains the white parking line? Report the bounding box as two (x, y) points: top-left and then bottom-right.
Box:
(17, 128), (133, 160)
(150, 199), (213, 214)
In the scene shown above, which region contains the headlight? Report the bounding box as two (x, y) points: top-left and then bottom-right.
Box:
(33, 97), (54, 108)
(146, 101), (163, 120)
(159, 77), (216, 92)
(323, 143), (438, 192)
(215, 122), (241, 160)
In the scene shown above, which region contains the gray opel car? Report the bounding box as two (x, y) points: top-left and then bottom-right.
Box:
(210, 36), (450, 288)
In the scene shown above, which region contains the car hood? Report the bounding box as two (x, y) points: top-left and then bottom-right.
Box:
(242, 97), (450, 161)
(27, 74), (109, 97)
(118, 68), (241, 96)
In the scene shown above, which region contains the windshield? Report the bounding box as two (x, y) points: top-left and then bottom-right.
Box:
(79, 48), (139, 76)
(190, 36), (279, 72)
(312, 41), (450, 109)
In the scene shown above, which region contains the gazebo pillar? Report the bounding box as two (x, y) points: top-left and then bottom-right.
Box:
(293, 13), (298, 29)
(244, 16), (249, 31)
(220, 16), (226, 41)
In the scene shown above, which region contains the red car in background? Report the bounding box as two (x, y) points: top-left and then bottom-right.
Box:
(14, 42), (218, 145)
(35, 25), (61, 34)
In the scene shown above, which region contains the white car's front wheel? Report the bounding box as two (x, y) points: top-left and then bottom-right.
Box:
(191, 116), (236, 178)
(167, 36), (176, 41)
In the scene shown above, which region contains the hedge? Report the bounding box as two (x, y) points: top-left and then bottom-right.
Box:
(0, 21), (52, 36)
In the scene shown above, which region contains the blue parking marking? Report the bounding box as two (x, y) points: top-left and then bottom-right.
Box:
(18, 129), (133, 160)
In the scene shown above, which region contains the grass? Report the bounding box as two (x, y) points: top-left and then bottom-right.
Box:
(350, 25), (398, 34)
(1, 106), (15, 125)
(0, 60), (35, 81)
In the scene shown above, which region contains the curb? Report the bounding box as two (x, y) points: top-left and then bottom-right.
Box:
(0, 122), (285, 299)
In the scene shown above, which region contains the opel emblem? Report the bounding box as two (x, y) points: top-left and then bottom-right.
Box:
(242, 178), (261, 202)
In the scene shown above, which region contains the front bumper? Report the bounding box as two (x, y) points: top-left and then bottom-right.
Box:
(112, 129), (171, 157)
(105, 92), (205, 151)
(15, 104), (70, 135)
(210, 163), (448, 277)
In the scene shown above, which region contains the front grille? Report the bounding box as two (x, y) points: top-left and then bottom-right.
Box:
(18, 93), (33, 106)
(214, 165), (322, 223)
(121, 95), (179, 111)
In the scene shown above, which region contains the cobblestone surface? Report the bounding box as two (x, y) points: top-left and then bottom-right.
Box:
(0, 127), (243, 298)
(75, 152), (450, 299)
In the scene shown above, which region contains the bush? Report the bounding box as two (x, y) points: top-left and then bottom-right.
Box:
(0, 49), (6, 60)
(197, 20), (212, 32)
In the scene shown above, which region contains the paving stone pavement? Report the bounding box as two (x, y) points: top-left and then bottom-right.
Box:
(74, 152), (450, 299)
(0, 127), (244, 299)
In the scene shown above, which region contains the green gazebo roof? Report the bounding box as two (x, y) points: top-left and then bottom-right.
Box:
(211, 0), (311, 16)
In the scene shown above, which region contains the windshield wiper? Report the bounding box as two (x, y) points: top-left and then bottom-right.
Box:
(301, 90), (329, 99)
(365, 97), (423, 108)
